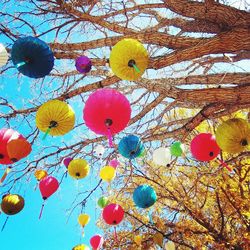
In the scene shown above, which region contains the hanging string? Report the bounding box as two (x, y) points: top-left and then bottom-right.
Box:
(39, 201), (45, 219)
(1, 216), (9, 231)
(114, 226), (118, 243)
(217, 158), (232, 172)
(132, 64), (140, 73)
(107, 127), (113, 147)
(42, 127), (51, 140)
(0, 167), (11, 185)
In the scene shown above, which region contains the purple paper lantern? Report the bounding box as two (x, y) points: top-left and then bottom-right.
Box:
(63, 157), (73, 168)
(75, 56), (92, 73)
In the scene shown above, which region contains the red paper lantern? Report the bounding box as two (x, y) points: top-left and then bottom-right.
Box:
(90, 235), (104, 250)
(190, 133), (220, 162)
(102, 203), (124, 225)
(39, 176), (59, 200)
(83, 89), (131, 147)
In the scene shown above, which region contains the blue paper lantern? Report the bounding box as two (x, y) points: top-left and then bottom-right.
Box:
(11, 36), (54, 78)
(118, 135), (144, 159)
(133, 185), (157, 209)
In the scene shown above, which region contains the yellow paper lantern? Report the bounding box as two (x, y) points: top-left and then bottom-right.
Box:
(34, 169), (48, 181)
(134, 235), (142, 245)
(215, 118), (250, 154)
(68, 159), (90, 179)
(164, 241), (175, 250)
(72, 244), (90, 250)
(36, 100), (75, 138)
(1, 194), (25, 215)
(78, 214), (90, 227)
(100, 166), (116, 182)
(109, 38), (149, 81)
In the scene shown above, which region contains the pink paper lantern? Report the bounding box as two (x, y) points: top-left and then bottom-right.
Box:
(108, 159), (120, 169)
(0, 128), (24, 164)
(39, 176), (59, 200)
(90, 235), (104, 250)
(190, 133), (220, 162)
(83, 89), (131, 147)
(102, 203), (124, 225)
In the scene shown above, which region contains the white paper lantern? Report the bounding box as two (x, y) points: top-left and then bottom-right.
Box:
(152, 147), (171, 166)
(94, 144), (105, 157)
(0, 44), (8, 67)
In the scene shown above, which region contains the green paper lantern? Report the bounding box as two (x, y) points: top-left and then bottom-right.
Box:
(170, 141), (184, 157)
(97, 196), (109, 208)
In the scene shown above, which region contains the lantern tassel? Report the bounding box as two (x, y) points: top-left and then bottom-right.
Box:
(42, 127), (51, 140)
(217, 158), (232, 172)
(148, 210), (153, 224)
(107, 127), (113, 147)
(16, 61), (26, 68)
(39, 202), (45, 219)
(114, 226), (118, 243)
(0, 167), (11, 185)
(132, 64), (140, 73)
(1, 216), (9, 232)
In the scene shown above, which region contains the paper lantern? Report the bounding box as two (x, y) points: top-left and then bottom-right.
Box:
(83, 88), (131, 147)
(0, 128), (31, 164)
(39, 176), (59, 200)
(63, 157), (73, 168)
(94, 144), (105, 157)
(153, 147), (171, 166)
(78, 214), (90, 227)
(72, 244), (90, 250)
(164, 241), (175, 250)
(97, 196), (109, 209)
(68, 159), (90, 179)
(102, 203), (124, 225)
(90, 235), (104, 250)
(118, 135), (144, 159)
(11, 36), (54, 78)
(134, 235), (142, 245)
(133, 185), (157, 209)
(109, 38), (149, 81)
(190, 133), (220, 162)
(108, 159), (120, 169)
(1, 194), (24, 215)
(34, 169), (48, 181)
(36, 100), (75, 139)
(170, 141), (185, 157)
(75, 56), (92, 73)
(100, 166), (116, 182)
(7, 139), (31, 162)
(0, 43), (8, 67)
(216, 118), (250, 154)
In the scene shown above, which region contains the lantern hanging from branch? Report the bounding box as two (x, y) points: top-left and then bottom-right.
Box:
(90, 235), (104, 250)
(11, 36), (54, 78)
(83, 88), (131, 147)
(38, 176), (59, 219)
(1, 194), (25, 231)
(67, 159), (90, 180)
(133, 184), (157, 209)
(118, 135), (144, 159)
(0, 43), (8, 67)
(109, 38), (149, 81)
(36, 100), (75, 139)
(152, 147), (171, 166)
(100, 166), (116, 182)
(190, 133), (232, 171)
(75, 56), (92, 74)
(215, 118), (250, 154)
